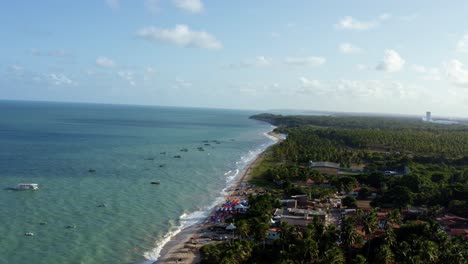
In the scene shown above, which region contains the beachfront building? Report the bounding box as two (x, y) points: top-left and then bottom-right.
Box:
(309, 161), (340, 175)
(291, 194), (308, 207)
(436, 214), (468, 240)
(280, 208), (328, 227)
(280, 199), (297, 208)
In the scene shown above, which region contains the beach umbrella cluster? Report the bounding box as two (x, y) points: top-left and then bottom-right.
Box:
(211, 200), (249, 223)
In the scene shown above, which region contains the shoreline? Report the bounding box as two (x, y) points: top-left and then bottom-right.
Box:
(152, 131), (284, 264)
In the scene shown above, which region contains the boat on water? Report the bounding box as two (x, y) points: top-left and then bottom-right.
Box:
(15, 183), (39, 191)
(173, 155), (181, 158)
(24, 232), (34, 236)
(151, 181), (160, 185)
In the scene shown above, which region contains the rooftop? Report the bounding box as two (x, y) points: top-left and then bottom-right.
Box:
(309, 161), (340, 169)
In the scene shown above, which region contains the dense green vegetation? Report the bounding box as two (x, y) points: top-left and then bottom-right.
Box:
(200, 114), (468, 263)
(253, 114), (468, 217)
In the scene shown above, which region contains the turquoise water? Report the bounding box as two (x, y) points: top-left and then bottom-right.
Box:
(0, 101), (275, 264)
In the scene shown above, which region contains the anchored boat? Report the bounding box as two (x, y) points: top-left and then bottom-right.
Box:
(15, 183), (39, 191)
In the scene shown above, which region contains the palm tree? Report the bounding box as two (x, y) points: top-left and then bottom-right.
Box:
(322, 245), (345, 264)
(341, 217), (360, 261)
(322, 224), (339, 248)
(303, 237), (319, 263)
(387, 209), (402, 226)
(382, 225), (396, 249)
(236, 220), (249, 240)
(362, 210), (378, 257)
(279, 221), (295, 251)
(440, 238), (465, 263)
(375, 244), (395, 264)
(417, 240), (439, 264)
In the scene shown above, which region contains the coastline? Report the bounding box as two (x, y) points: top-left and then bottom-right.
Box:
(152, 131), (284, 264)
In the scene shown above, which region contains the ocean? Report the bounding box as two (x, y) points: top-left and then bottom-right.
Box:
(0, 100), (276, 264)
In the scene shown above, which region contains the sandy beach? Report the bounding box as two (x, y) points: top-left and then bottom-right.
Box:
(153, 131), (284, 264)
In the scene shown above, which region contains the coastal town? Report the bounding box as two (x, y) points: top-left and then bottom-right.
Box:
(157, 117), (468, 263)
(156, 115), (468, 264)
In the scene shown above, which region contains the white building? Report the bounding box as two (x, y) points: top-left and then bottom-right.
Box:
(425, 111), (432, 122)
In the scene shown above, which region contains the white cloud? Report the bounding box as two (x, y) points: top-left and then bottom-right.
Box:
(105, 0), (119, 10)
(237, 82), (281, 95)
(223, 56), (273, 69)
(117, 71), (136, 86)
(239, 84), (257, 95)
(298, 78), (412, 99)
(144, 0), (160, 14)
(376, 49), (405, 72)
(173, 0), (203, 13)
(411, 64), (441, 80)
(31, 49), (67, 58)
(379, 13), (392, 21)
(411, 65), (426, 73)
(445, 59), (468, 87)
(335, 16), (377, 31)
(457, 34), (468, 53)
(46, 73), (76, 86)
(96, 56), (115, 68)
(284, 56), (326, 66)
(48, 49), (66, 57)
(339, 43), (362, 54)
(9, 65), (23, 71)
(270, 32), (280, 38)
(356, 64), (370, 71)
(85, 69), (96, 76)
(244, 56), (272, 67)
(146, 67), (156, 74)
(144, 67), (157, 80)
(400, 13), (419, 22)
(136, 24), (222, 49)
(336, 14), (391, 31)
(174, 78), (192, 88)
(299, 77), (323, 93)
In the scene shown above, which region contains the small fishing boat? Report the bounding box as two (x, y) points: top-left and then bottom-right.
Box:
(173, 155), (181, 158)
(151, 181), (160, 185)
(24, 232), (34, 236)
(15, 183), (39, 191)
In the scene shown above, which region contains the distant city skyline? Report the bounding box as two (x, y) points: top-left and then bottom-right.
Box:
(1, 1), (468, 117)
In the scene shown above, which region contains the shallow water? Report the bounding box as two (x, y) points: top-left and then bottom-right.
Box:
(0, 101), (274, 264)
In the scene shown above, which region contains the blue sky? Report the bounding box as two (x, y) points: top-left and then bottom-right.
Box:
(1, 0), (468, 117)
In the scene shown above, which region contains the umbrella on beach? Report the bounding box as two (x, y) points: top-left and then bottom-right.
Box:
(234, 204), (245, 210)
(226, 223), (236, 230)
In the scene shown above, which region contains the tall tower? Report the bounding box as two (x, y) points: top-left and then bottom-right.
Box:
(426, 111), (431, 122)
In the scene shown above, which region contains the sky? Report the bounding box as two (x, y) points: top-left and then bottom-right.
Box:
(1, 0), (468, 117)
